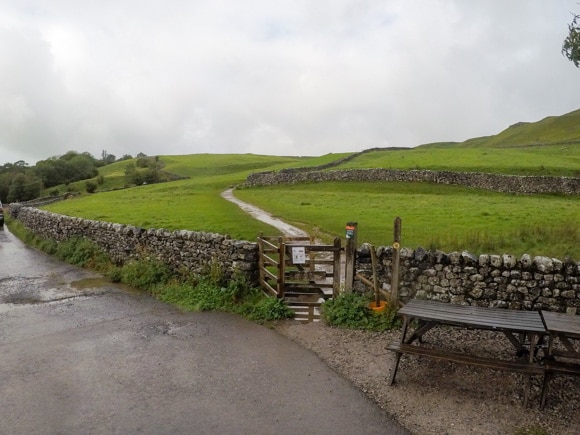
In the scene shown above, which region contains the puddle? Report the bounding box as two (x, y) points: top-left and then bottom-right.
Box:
(71, 277), (145, 296)
(71, 277), (113, 289)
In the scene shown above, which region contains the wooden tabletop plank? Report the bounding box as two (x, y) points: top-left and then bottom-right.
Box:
(399, 299), (545, 333)
(541, 311), (580, 338)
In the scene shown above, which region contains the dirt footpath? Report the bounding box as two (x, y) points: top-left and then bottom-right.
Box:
(274, 321), (580, 435)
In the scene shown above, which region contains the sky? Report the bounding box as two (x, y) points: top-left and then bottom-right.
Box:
(1, 0), (580, 166)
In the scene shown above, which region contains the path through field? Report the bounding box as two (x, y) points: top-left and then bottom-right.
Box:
(221, 188), (308, 237)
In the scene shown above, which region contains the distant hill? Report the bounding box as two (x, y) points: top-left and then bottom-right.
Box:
(419, 108), (580, 149)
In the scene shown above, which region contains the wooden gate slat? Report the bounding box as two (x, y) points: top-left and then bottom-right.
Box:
(257, 234), (341, 322)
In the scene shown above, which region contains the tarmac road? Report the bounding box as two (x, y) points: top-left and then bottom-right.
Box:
(0, 226), (407, 434)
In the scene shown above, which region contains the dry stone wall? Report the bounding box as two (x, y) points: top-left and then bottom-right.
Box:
(9, 204), (579, 313)
(355, 245), (580, 314)
(245, 168), (579, 195)
(10, 205), (259, 284)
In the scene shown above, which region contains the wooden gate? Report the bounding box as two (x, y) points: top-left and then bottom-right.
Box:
(257, 234), (341, 321)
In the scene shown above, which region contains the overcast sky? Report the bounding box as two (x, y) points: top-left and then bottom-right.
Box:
(1, 1), (579, 166)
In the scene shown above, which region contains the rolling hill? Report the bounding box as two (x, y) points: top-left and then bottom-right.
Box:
(419, 108), (580, 149)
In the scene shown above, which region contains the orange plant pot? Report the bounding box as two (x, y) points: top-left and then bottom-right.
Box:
(368, 300), (387, 313)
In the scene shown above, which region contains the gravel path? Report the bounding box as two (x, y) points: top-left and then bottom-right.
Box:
(274, 321), (580, 435)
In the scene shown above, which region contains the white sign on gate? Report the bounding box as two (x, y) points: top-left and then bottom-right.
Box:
(292, 247), (306, 264)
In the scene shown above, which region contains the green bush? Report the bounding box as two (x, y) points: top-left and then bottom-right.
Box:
(106, 266), (123, 283)
(119, 258), (171, 291)
(241, 296), (295, 323)
(321, 292), (400, 331)
(55, 237), (107, 268)
(85, 181), (97, 193)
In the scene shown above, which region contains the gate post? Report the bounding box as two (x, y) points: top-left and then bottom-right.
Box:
(344, 222), (357, 293)
(332, 237), (341, 298)
(277, 236), (285, 298)
(391, 217), (402, 305)
(258, 233), (265, 290)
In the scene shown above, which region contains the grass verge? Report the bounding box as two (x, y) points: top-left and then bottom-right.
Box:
(6, 217), (294, 324)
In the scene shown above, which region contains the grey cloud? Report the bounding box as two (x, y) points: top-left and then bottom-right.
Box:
(1, 0), (579, 165)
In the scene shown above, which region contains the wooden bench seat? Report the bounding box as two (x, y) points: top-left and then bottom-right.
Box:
(540, 360), (580, 408)
(387, 341), (544, 375)
(544, 359), (580, 375)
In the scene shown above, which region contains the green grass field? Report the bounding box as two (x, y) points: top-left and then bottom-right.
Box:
(235, 182), (579, 259)
(42, 109), (580, 260)
(333, 145), (580, 176)
(46, 153), (352, 239)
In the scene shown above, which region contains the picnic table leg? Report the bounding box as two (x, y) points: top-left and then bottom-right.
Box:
(389, 316), (410, 385)
(540, 334), (555, 409)
(540, 372), (551, 409)
(407, 320), (436, 344)
(523, 333), (539, 408)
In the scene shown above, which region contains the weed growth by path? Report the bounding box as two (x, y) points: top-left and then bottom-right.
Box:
(321, 293), (400, 331)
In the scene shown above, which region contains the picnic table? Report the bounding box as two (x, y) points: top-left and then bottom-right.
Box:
(540, 310), (580, 408)
(387, 299), (546, 407)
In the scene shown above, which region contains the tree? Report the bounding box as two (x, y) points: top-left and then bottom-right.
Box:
(85, 181), (97, 193)
(563, 13), (580, 67)
(100, 150), (117, 165)
(7, 173), (41, 202)
(35, 152), (99, 187)
(66, 154), (98, 182)
(124, 163), (144, 186)
(144, 167), (161, 184)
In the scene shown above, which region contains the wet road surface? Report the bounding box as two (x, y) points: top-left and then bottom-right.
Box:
(0, 226), (407, 434)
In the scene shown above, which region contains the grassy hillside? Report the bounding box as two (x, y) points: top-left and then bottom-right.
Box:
(40, 109), (579, 259)
(333, 144), (580, 176)
(332, 109), (580, 176)
(459, 109), (580, 148)
(51, 152), (352, 195)
(421, 108), (580, 149)
(43, 153), (352, 240)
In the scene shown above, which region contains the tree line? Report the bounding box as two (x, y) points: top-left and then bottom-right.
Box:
(0, 150), (131, 203)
